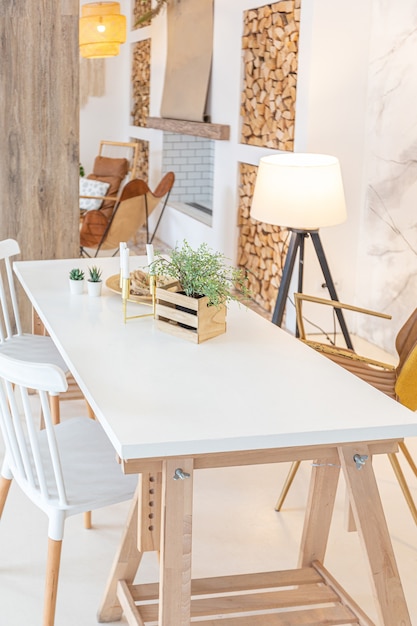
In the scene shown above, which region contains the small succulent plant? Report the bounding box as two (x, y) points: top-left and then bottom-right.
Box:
(69, 268), (85, 281)
(88, 265), (102, 282)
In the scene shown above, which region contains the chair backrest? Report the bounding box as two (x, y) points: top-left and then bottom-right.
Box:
(0, 238), (22, 340)
(99, 140), (140, 181)
(153, 171), (175, 200)
(0, 352), (69, 507)
(395, 343), (417, 410)
(99, 179), (150, 251)
(87, 154), (130, 215)
(295, 294), (417, 409)
(83, 141), (140, 217)
(145, 171), (175, 244)
(394, 308), (417, 410)
(395, 307), (417, 371)
(293, 293), (398, 399)
(99, 173), (175, 251)
(80, 172), (175, 254)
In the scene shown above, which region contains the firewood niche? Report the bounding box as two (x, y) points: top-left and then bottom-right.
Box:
(241, 1), (300, 150)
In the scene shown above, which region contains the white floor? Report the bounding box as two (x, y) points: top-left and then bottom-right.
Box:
(1, 357), (417, 624)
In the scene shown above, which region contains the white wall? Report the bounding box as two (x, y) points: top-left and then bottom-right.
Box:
(80, 0), (370, 258)
(79, 0), (132, 174)
(81, 0), (408, 345)
(355, 0), (417, 352)
(296, 1), (372, 307)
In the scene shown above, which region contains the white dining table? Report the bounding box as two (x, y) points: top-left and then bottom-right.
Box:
(14, 255), (417, 625)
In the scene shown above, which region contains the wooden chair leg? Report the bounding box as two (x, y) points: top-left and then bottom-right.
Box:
(85, 401), (95, 420)
(84, 401), (95, 528)
(43, 538), (63, 626)
(84, 512), (92, 529)
(399, 441), (417, 478)
(275, 460), (301, 511)
(0, 476), (12, 518)
(388, 452), (417, 525)
(49, 394), (60, 426)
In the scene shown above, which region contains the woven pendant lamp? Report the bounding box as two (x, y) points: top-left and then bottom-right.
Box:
(79, 2), (126, 59)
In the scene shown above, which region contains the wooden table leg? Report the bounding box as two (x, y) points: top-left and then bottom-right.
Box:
(158, 458), (193, 626)
(298, 456), (340, 567)
(339, 444), (411, 626)
(97, 485), (142, 623)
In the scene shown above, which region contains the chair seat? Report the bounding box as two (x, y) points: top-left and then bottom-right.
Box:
(24, 417), (137, 517)
(0, 334), (68, 373)
(45, 417), (137, 508)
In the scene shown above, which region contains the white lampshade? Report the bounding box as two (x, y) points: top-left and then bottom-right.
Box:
(250, 153), (347, 230)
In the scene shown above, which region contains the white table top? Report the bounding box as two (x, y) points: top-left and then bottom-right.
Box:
(14, 257), (417, 461)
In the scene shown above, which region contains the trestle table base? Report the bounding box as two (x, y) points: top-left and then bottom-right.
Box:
(97, 441), (411, 626)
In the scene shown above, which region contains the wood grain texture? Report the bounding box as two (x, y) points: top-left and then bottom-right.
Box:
(159, 458), (193, 626)
(147, 117), (230, 140)
(0, 1), (79, 329)
(339, 444), (412, 625)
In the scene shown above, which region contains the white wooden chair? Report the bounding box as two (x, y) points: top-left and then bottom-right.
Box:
(0, 352), (137, 626)
(0, 239), (73, 423)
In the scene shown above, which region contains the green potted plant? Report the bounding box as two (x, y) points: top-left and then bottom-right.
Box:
(87, 265), (103, 297)
(151, 240), (250, 343)
(69, 268), (85, 295)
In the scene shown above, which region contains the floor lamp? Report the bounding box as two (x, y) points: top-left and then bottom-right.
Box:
(250, 152), (353, 349)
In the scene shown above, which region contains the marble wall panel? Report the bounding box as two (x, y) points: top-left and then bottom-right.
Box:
(357, 0), (417, 354)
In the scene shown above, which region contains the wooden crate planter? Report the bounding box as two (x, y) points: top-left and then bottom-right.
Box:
(155, 288), (226, 343)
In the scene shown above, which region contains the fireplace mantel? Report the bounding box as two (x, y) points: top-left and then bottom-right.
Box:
(147, 117), (230, 140)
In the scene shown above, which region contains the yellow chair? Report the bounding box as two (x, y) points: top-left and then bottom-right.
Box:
(276, 293), (417, 523)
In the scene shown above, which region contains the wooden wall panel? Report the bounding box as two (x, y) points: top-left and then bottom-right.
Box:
(0, 1), (79, 329)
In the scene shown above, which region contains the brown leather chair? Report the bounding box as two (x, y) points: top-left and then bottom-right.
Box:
(80, 172), (175, 257)
(79, 140), (140, 217)
(85, 154), (130, 217)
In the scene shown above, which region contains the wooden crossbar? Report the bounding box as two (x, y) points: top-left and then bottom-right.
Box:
(116, 564), (375, 626)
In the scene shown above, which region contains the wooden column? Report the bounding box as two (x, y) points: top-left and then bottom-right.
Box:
(0, 1), (79, 329)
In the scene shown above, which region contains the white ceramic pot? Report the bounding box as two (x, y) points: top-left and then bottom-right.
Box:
(87, 280), (102, 297)
(69, 278), (84, 295)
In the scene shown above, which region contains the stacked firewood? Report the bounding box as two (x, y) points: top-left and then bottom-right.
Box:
(133, 0), (152, 28)
(237, 163), (289, 313)
(132, 138), (150, 181)
(131, 40), (151, 127)
(241, 1), (300, 150)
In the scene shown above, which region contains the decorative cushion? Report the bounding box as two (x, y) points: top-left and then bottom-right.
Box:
(87, 174), (121, 200)
(89, 157), (130, 212)
(92, 156), (129, 178)
(79, 178), (110, 211)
